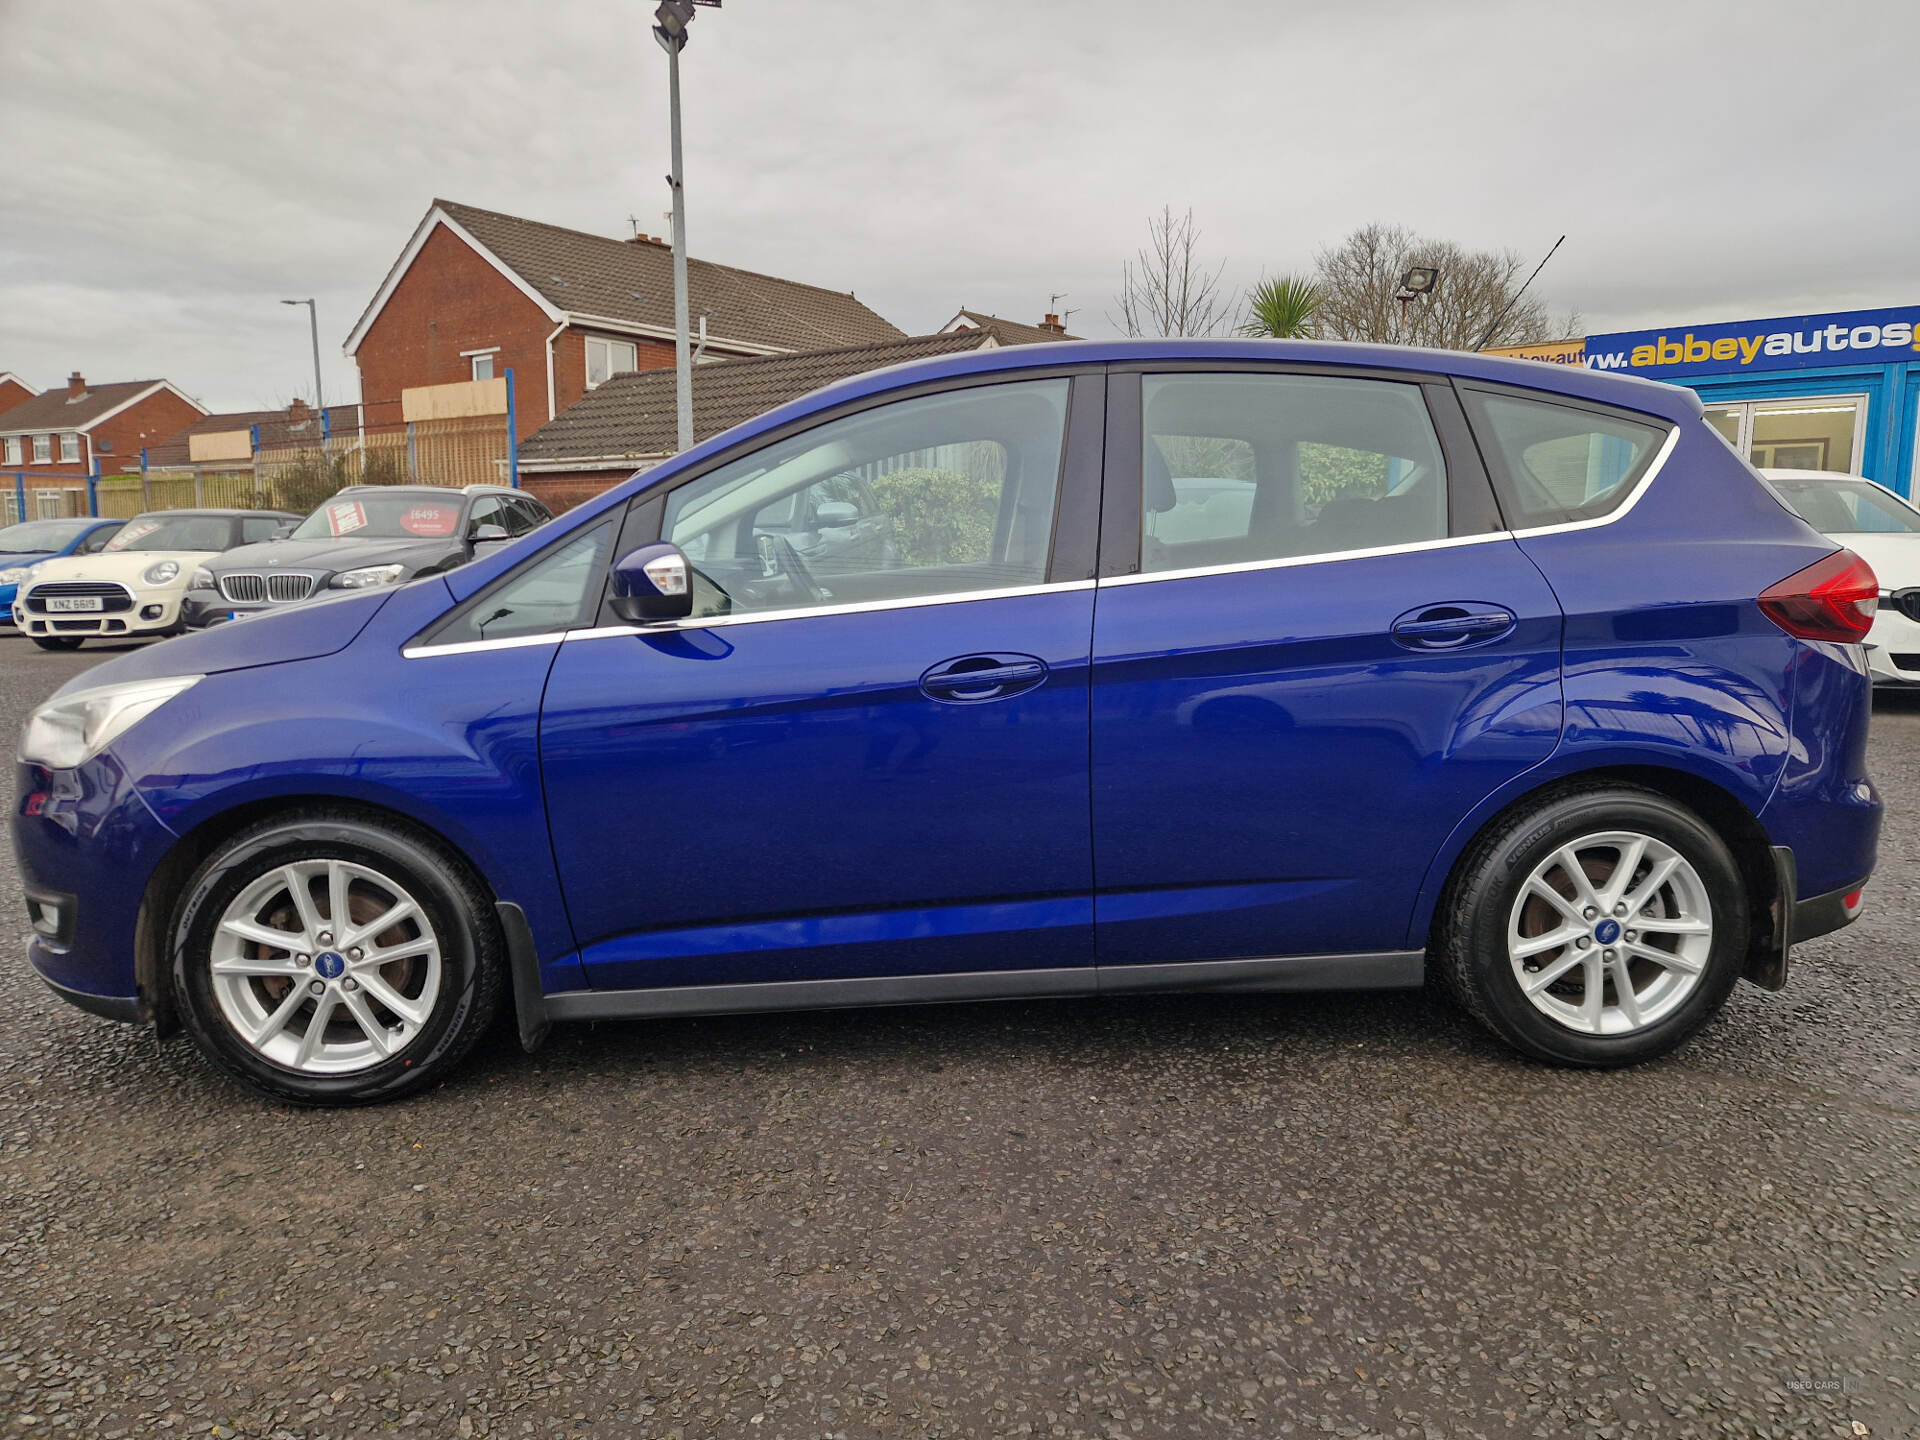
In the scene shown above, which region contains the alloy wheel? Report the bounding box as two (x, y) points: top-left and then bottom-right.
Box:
(208, 858), (443, 1074)
(1506, 830), (1713, 1036)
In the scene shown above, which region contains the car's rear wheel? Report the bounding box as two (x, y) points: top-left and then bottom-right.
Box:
(170, 810), (504, 1104)
(31, 636), (83, 651)
(1436, 785), (1748, 1066)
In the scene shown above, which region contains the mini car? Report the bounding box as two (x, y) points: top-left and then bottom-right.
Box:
(0, 517), (124, 627)
(14, 508), (296, 650)
(14, 339), (1881, 1104)
(182, 485), (551, 626)
(1762, 467), (1920, 686)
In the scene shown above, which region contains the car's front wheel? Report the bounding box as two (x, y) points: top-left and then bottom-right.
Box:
(31, 636), (83, 651)
(1436, 785), (1748, 1067)
(170, 809), (504, 1104)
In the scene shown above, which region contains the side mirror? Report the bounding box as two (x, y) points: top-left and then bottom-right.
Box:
(471, 523), (510, 544)
(814, 500), (860, 527)
(610, 542), (694, 623)
(272, 522), (297, 540)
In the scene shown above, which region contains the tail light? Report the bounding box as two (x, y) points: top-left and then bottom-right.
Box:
(1758, 549), (1878, 643)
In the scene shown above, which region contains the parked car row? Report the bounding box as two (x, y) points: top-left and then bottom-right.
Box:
(4, 484), (552, 649)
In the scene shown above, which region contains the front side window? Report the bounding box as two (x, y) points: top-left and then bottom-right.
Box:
(32, 435), (51, 463)
(429, 521), (616, 645)
(585, 337), (639, 389)
(59, 433), (80, 462)
(1464, 390), (1667, 528)
(1137, 373), (1448, 575)
(241, 517), (286, 543)
(661, 378), (1070, 619)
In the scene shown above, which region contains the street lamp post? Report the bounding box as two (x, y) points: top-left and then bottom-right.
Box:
(281, 298), (325, 414)
(653, 0), (720, 454)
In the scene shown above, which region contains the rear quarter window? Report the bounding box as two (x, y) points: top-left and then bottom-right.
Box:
(1461, 387), (1670, 529)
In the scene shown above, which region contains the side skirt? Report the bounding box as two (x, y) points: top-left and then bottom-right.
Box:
(541, 950), (1425, 1024)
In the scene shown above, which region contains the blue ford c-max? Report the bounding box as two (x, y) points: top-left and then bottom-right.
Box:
(12, 341), (1882, 1103)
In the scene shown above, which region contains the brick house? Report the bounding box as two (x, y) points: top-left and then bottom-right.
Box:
(514, 330), (1002, 512)
(938, 308), (1079, 343)
(0, 372), (37, 418)
(0, 372), (206, 480)
(344, 200), (906, 441)
(142, 399), (361, 470)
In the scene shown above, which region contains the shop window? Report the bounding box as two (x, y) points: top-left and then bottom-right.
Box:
(1703, 396), (1864, 475)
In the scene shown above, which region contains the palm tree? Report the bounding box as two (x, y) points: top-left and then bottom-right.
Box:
(1239, 274), (1324, 338)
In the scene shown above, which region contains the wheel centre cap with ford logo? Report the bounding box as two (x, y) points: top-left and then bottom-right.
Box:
(1594, 919), (1621, 946)
(315, 951), (346, 979)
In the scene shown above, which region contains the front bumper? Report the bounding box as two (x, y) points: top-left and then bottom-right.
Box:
(13, 584), (187, 640)
(182, 586), (269, 627)
(14, 755), (178, 1022)
(1864, 604), (1920, 685)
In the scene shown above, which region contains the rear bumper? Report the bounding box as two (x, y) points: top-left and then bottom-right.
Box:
(1793, 875), (1869, 944)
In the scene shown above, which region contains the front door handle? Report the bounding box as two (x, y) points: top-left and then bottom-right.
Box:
(921, 653), (1048, 703)
(1390, 604), (1518, 650)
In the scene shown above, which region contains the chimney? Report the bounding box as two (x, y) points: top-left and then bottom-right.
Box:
(627, 233), (669, 248)
(1039, 314), (1066, 334)
(288, 397), (311, 424)
(67, 370), (87, 399)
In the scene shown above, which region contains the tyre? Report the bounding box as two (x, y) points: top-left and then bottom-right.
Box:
(170, 809), (505, 1104)
(32, 636), (83, 651)
(1435, 785), (1748, 1067)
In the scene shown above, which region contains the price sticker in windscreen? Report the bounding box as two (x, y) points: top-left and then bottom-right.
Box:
(326, 501), (368, 536)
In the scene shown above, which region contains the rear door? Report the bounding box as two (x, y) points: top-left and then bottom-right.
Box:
(1089, 365), (1564, 975)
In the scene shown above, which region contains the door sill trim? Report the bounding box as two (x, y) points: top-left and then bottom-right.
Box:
(541, 950), (1424, 1023)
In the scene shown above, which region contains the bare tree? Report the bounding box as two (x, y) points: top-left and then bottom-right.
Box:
(1111, 206), (1237, 338)
(1312, 223), (1566, 350)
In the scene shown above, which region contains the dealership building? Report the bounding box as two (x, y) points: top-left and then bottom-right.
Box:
(1579, 305), (1920, 497)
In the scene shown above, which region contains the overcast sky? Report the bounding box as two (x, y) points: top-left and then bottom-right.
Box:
(3, 0), (1915, 413)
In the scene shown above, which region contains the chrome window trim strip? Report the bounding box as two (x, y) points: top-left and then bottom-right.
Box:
(563, 578), (1097, 643)
(404, 578), (1097, 656)
(402, 631), (568, 660)
(1097, 529), (1516, 589)
(1507, 422), (1680, 539)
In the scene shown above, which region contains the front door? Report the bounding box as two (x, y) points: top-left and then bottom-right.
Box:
(541, 374), (1103, 992)
(1090, 368), (1564, 970)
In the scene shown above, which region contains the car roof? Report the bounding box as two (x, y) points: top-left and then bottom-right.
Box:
(126, 508), (299, 520)
(331, 484), (519, 497)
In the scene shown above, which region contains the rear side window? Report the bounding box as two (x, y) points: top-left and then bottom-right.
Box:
(1138, 373), (1449, 575)
(1463, 389), (1668, 528)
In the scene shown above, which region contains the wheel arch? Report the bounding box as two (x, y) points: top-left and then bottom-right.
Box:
(1409, 762), (1781, 978)
(135, 793), (532, 1043)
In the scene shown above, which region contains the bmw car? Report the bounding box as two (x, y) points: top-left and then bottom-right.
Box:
(14, 509), (296, 650)
(14, 339), (1881, 1104)
(181, 484), (551, 626)
(0, 517), (125, 628)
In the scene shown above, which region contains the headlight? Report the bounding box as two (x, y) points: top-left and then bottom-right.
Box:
(142, 560), (181, 585)
(190, 567), (216, 590)
(330, 564), (406, 590)
(20, 675), (202, 770)
(0, 565), (33, 585)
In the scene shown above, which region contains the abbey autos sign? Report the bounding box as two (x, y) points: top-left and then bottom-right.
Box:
(1584, 306), (1920, 379)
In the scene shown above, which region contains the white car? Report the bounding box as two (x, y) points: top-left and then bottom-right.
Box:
(1762, 468), (1920, 686)
(14, 508), (297, 652)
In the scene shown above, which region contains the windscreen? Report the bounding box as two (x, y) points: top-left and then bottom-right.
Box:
(0, 519), (92, 553)
(104, 515), (234, 552)
(292, 494), (465, 541)
(1769, 476), (1920, 535)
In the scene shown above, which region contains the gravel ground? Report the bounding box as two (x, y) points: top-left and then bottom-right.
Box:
(2, 637), (1915, 1440)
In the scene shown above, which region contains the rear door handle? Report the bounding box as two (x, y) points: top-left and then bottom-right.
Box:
(1390, 604), (1518, 650)
(921, 654), (1048, 702)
